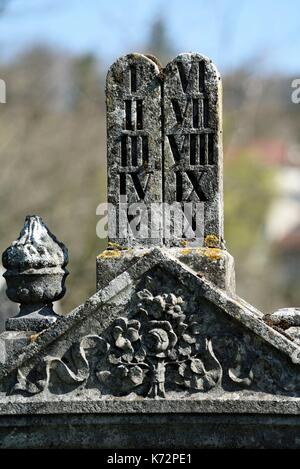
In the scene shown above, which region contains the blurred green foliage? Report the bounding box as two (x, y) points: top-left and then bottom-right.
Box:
(224, 153), (275, 256)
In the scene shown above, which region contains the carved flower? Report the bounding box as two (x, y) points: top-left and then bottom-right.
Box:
(97, 363), (146, 392)
(177, 314), (203, 357)
(164, 293), (185, 321)
(137, 289), (166, 319)
(109, 317), (141, 362)
(177, 340), (222, 391)
(136, 289), (185, 321)
(142, 320), (177, 358)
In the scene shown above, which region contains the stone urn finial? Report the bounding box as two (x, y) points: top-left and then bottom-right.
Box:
(2, 215), (68, 332)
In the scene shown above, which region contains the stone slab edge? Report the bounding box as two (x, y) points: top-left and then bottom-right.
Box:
(1, 394), (300, 415)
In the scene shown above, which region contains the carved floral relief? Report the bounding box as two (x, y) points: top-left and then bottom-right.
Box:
(11, 287), (300, 398)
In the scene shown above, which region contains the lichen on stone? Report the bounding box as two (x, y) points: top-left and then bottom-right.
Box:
(179, 248), (192, 256)
(204, 235), (220, 249)
(98, 250), (121, 259)
(203, 248), (222, 261)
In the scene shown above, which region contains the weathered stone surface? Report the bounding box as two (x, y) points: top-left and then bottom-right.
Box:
(2, 215), (68, 332)
(1, 249), (300, 401)
(286, 327), (300, 345)
(269, 308), (300, 327)
(107, 54), (163, 246)
(2, 413), (300, 449)
(96, 246), (235, 294)
(163, 53), (223, 246)
(1, 245), (300, 447)
(0, 331), (33, 364)
(1, 247), (300, 447)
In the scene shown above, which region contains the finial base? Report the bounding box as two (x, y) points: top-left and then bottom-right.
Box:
(5, 303), (59, 332)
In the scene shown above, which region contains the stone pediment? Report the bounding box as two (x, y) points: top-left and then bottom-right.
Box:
(1, 247), (300, 409)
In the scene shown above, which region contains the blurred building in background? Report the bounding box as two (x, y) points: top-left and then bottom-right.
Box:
(265, 144), (300, 306)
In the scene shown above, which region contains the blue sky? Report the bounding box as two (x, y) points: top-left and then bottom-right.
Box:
(0, 0), (299, 74)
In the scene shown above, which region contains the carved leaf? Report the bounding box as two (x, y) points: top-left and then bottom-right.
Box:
(177, 322), (188, 334)
(135, 346), (146, 362)
(228, 368), (253, 387)
(137, 289), (153, 300)
(169, 293), (177, 305)
(178, 345), (192, 356)
(97, 370), (111, 383)
(115, 336), (133, 352)
(178, 340), (222, 392)
(113, 325), (123, 341)
(191, 375), (206, 390)
(108, 353), (122, 364)
(178, 362), (188, 378)
(182, 333), (196, 345)
(121, 350), (134, 363)
(190, 358), (205, 375)
(128, 366), (144, 385)
(117, 365), (128, 377)
(13, 369), (44, 395)
(127, 327), (140, 343)
(167, 348), (178, 360)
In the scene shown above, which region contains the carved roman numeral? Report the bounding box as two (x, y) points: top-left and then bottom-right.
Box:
(177, 61), (189, 93)
(121, 135), (149, 167)
(170, 98), (209, 129)
(171, 99), (190, 124)
(167, 134), (186, 163)
(167, 133), (214, 165)
(176, 171), (208, 202)
(119, 172), (151, 201)
(125, 99), (144, 130)
(130, 64), (137, 92)
(176, 60), (206, 94)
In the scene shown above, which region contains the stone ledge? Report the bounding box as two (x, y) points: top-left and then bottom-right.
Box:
(1, 413), (300, 448)
(1, 394), (300, 415)
(96, 246), (235, 294)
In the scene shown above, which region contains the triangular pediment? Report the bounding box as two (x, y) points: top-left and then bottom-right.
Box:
(1, 248), (300, 401)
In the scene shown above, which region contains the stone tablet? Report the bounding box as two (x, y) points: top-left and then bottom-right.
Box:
(106, 54), (163, 246)
(163, 53), (223, 246)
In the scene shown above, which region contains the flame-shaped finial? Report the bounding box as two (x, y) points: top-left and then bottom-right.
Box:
(2, 215), (69, 332)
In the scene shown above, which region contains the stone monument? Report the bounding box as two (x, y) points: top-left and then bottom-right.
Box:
(0, 53), (300, 449)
